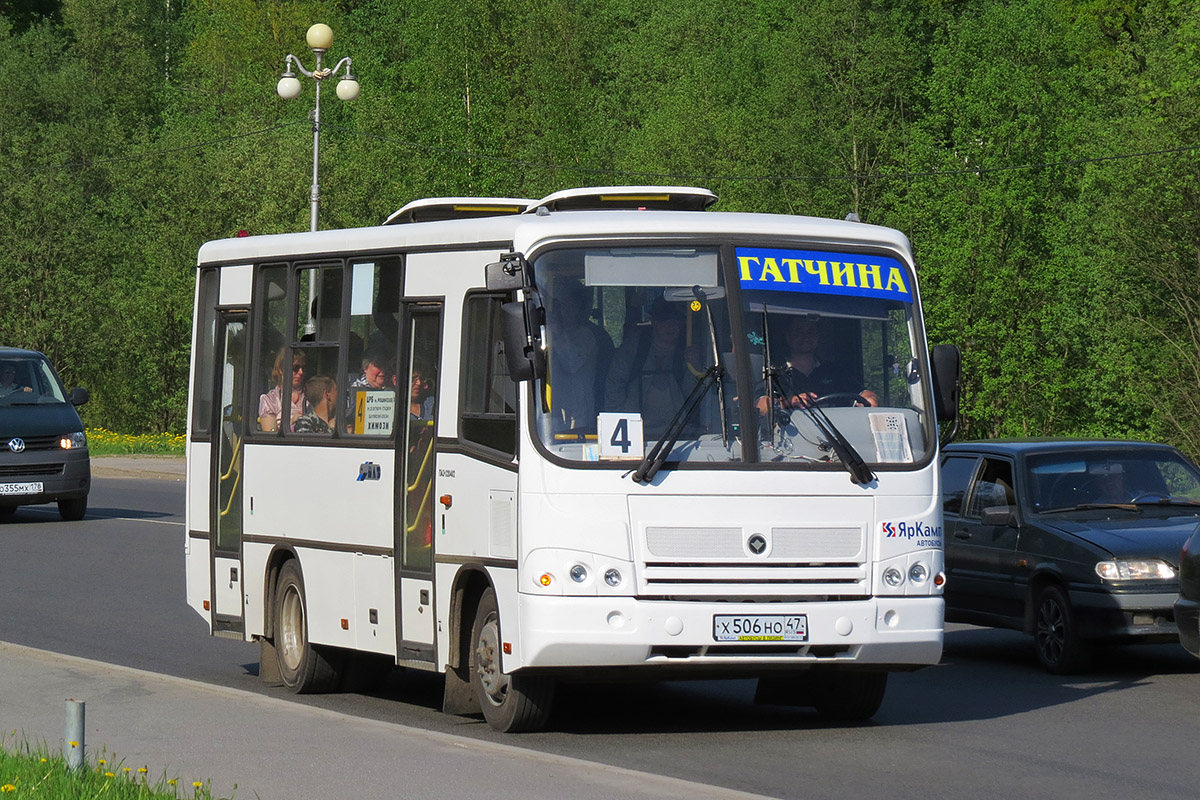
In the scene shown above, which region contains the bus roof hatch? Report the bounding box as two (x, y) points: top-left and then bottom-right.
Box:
(382, 197), (535, 225)
(528, 186), (718, 213)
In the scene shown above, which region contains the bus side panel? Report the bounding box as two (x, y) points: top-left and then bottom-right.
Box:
(434, 452), (517, 560)
(296, 546), (357, 649)
(243, 540), (271, 638)
(186, 534), (211, 622)
(355, 553), (396, 656)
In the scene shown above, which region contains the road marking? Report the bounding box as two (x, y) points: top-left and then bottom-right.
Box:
(20, 506), (183, 526)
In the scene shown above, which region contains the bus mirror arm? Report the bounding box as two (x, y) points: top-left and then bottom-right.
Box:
(930, 344), (962, 446)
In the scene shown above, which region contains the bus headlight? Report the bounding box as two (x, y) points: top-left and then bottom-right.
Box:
(604, 568), (622, 587)
(909, 563), (929, 584)
(570, 564), (588, 583)
(883, 567), (905, 587)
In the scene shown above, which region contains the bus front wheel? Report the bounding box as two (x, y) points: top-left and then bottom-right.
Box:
(273, 560), (341, 693)
(812, 670), (888, 721)
(470, 588), (554, 732)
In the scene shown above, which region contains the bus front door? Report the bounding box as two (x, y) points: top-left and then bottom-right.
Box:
(211, 310), (247, 637)
(396, 303), (441, 664)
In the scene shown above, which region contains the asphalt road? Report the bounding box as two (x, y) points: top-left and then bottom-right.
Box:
(3, 475), (1200, 798)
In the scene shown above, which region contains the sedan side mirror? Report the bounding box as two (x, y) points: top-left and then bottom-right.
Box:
(70, 387), (90, 407)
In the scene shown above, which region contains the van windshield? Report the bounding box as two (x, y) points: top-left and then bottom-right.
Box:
(0, 355), (69, 406)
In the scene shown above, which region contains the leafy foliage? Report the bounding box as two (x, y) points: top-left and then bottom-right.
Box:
(1, 0), (1198, 457)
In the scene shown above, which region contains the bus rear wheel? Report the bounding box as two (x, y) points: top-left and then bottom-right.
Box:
(273, 560), (341, 693)
(470, 588), (554, 732)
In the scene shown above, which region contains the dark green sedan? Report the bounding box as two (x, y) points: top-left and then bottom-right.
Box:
(940, 439), (1200, 673)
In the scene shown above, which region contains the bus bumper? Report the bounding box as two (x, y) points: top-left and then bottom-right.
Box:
(514, 594), (943, 671)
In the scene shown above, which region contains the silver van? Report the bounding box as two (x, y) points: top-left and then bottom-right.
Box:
(0, 348), (90, 521)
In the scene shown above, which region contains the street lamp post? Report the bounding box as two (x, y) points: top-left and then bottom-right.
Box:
(277, 23), (360, 232)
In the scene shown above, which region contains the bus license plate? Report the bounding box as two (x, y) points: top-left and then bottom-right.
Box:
(0, 482), (42, 496)
(713, 614), (808, 642)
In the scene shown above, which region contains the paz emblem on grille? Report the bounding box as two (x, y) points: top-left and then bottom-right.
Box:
(747, 533), (767, 555)
(7, 438), (25, 453)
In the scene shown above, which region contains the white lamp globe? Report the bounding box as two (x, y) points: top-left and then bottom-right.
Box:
(336, 77), (360, 101)
(276, 76), (302, 99)
(306, 23), (334, 50)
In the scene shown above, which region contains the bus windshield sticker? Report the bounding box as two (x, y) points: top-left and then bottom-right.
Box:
(736, 247), (912, 303)
(598, 412), (644, 459)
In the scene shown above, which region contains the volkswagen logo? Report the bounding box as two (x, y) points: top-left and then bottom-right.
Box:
(7, 438), (25, 454)
(747, 533), (767, 555)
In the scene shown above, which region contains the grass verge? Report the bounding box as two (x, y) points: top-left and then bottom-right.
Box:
(85, 429), (185, 457)
(0, 733), (225, 799)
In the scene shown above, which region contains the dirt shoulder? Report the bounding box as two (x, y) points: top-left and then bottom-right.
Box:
(91, 454), (185, 481)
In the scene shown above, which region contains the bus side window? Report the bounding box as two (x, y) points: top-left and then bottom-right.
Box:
(461, 294), (517, 455)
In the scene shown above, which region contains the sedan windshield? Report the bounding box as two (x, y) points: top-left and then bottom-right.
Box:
(0, 355), (69, 406)
(532, 244), (934, 469)
(1027, 450), (1200, 512)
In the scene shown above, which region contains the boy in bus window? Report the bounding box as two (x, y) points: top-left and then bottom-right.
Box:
(293, 376), (338, 434)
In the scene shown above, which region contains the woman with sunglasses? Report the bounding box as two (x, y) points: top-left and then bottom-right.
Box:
(258, 349), (307, 432)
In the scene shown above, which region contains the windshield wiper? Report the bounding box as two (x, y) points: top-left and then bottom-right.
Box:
(630, 365), (723, 484)
(1132, 497), (1200, 507)
(1041, 502), (1141, 514)
(793, 397), (875, 485)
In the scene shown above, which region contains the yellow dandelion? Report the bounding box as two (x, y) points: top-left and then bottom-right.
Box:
(168, 779), (177, 786)
(98, 759), (106, 765)
(123, 767), (131, 773)
(40, 758), (47, 763)
(1, 785), (15, 793)
(68, 741), (78, 748)
(137, 767), (147, 774)
(105, 772), (115, 778)
(193, 780), (203, 788)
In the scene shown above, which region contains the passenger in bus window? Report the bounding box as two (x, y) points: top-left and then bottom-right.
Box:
(604, 300), (693, 432)
(259, 349), (307, 432)
(755, 315), (878, 414)
(292, 376), (338, 434)
(408, 361), (436, 421)
(547, 279), (613, 432)
(351, 348), (390, 390)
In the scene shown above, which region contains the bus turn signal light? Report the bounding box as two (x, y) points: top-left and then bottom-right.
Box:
(539, 573), (553, 587)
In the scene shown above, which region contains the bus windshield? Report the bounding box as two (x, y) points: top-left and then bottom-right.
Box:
(533, 244), (934, 468)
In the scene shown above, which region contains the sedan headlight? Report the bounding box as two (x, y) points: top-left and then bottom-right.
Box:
(1095, 559), (1176, 581)
(59, 431), (87, 450)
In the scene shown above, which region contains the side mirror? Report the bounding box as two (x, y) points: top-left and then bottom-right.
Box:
(980, 505), (1017, 527)
(930, 344), (961, 422)
(500, 294), (546, 382)
(485, 253), (527, 292)
(70, 387), (90, 407)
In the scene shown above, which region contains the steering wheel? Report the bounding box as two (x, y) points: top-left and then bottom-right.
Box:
(813, 392), (873, 408)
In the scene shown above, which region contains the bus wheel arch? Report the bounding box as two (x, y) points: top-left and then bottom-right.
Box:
(271, 558), (343, 693)
(441, 567), (490, 716)
(470, 587), (555, 732)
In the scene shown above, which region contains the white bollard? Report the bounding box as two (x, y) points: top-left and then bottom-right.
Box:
(64, 699), (85, 773)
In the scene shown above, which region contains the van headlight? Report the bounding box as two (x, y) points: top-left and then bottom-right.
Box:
(1095, 560), (1176, 580)
(59, 431), (87, 450)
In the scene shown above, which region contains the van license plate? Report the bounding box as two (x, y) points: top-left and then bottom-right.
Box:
(713, 614), (808, 642)
(0, 482), (43, 495)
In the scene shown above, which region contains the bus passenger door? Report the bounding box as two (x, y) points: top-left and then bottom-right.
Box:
(396, 303), (441, 663)
(211, 311), (248, 637)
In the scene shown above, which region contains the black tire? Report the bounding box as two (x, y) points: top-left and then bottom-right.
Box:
(1034, 584), (1090, 674)
(0, 506), (16, 522)
(57, 496), (87, 521)
(470, 588), (554, 732)
(273, 560), (342, 693)
(811, 671), (888, 721)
